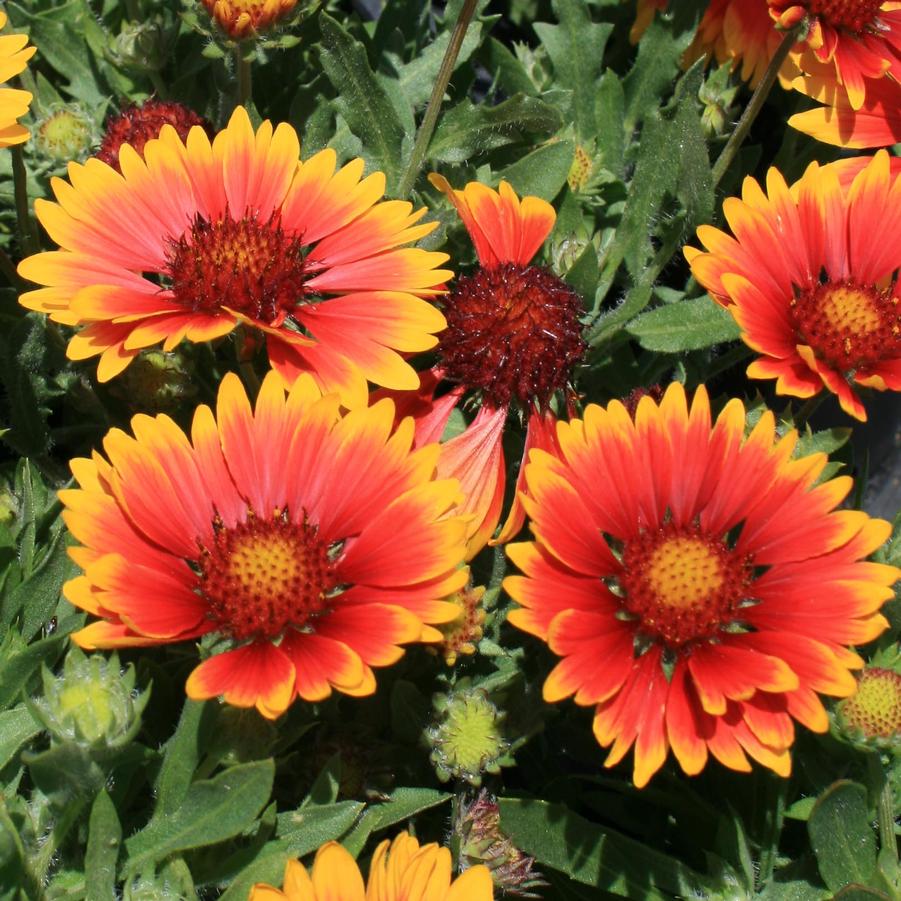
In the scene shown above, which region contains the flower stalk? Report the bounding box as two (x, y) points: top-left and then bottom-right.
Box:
(397, 0), (478, 197)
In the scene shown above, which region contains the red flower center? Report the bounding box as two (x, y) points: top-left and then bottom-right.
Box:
(791, 279), (901, 371)
(97, 100), (209, 171)
(438, 263), (586, 409)
(807, 0), (883, 32)
(198, 511), (335, 642)
(841, 667), (901, 738)
(165, 211), (306, 325)
(618, 524), (755, 647)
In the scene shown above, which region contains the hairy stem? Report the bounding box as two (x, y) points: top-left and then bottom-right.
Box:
(711, 28), (797, 188)
(397, 0), (478, 198)
(12, 145), (39, 257)
(235, 45), (253, 109)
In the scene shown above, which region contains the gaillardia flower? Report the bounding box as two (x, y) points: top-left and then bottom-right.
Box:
(411, 176), (585, 556)
(18, 106), (449, 406)
(685, 151), (901, 421)
(61, 371), (469, 718)
(96, 99), (209, 171)
(201, 0), (298, 40)
(0, 10), (36, 148)
(504, 383), (898, 787)
(769, 0), (901, 110)
(838, 666), (901, 743)
(249, 833), (493, 900)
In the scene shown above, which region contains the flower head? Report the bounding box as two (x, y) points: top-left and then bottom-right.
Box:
(838, 665), (901, 744)
(417, 177), (584, 552)
(249, 833), (493, 900)
(504, 382), (898, 787)
(96, 99), (209, 171)
(769, 0), (901, 110)
(201, 0), (298, 39)
(35, 106), (95, 163)
(686, 152), (901, 421)
(19, 107), (449, 407)
(0, 10), (36, 148)
(61, 371), (469, 718)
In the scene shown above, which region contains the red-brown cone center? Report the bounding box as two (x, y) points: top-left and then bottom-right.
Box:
(438, 263), (586, 409)
(808, 0), (883, 32)
(165, 210), (306, 325)
(617, 524), (755, 647)
(791, 279), (901, 372)
(198, 511), (334, 642)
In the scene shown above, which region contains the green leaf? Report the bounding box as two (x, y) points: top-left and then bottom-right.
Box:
(832, 887), (892, 901)
(0, 631), (66, 711)
(4, 532), (76, 642)
(808, 781), (879, 893)
(396, 19), (486, 109)
(304, 753), (341, 807)
(534, 0), (612, 139)
(125, 759), (275, 876)
(497, 139), (575, 201)
(429, 94), (563, 164)
(0, 705), (40, 771)
(484, 38), (538, 97)
(627, 297), (740, 352)
(318, 14), (408, 192)
(498, 798), (716, 898)
(153, 700), (217, 821)
(622, 12), (699, 133)
(795, 427), (852, 458)
(276, 800), (365, 850)
(595, 70), (626, 178)
(85, 791), (121, 901)
(341, 788), (452, 857)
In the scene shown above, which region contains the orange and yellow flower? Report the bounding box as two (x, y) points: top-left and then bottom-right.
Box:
(61, 371), (469, 719)
(249, 833), (493, 900)
(0, 10), (35, 148)
(201, 0), (298, 39)
(631, 0), (786, 88)
(685, 151), (901, 421)
(18, 106), (449, 407)
(769, 0), (901, 110)
(504, 382), (898, 787)
(404, 177), (584, 557)
(789, 71), (901, 146)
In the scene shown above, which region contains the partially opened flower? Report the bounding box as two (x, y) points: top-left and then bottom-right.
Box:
(0, 10), (36, 148)
(201, 0), (298, 40)
(249, 833), (494, 900)
(685, 151), (901, 420)
(96, 99), (210, 171)
(505, 382), (898, 787)
(412, 176), (585, 556)
(18, 106), (449, 407)
(769, 0), (901, 110)
(61, 371), (469, 718)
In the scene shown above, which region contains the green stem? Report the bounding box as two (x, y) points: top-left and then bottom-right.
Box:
(792, 393), (825, 429)
(235, 45), (252, 109)
(756, 775), (787, 890)
(32, 798), (86, 883)
(711, 28), (797, 188)
(0, 244), (20, 287)
(397, 0), (478, 198)
(148, 69), (168, 100)
(868, 754), (899, 876)
(11, 145), (38, 257)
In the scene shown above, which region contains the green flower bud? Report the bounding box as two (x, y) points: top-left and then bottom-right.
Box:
(698, 63), (739, 139)
(108, 349), (196, 415)
(34, 106), (95, 163)
(30, 647), (149, 753)
(107, 18), (173, 73)
(427, 687), (513, 786)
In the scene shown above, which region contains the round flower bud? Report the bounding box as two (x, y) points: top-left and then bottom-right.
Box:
(34, 107), (94, 163)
